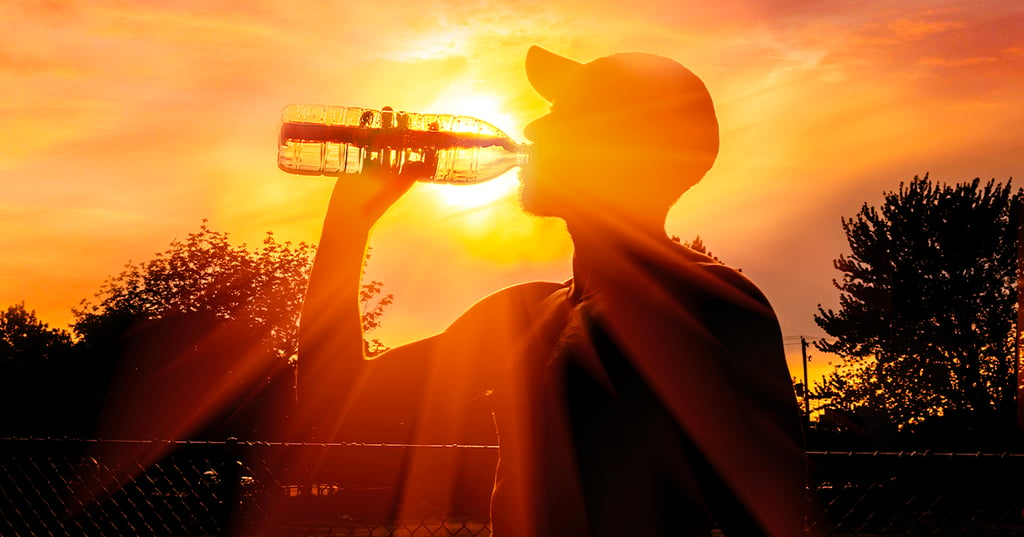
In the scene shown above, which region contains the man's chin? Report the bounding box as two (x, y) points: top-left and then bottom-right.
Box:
(517, 183), (557, 218)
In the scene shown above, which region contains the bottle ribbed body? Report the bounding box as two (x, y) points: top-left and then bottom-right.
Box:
(278, 104), (528, 184)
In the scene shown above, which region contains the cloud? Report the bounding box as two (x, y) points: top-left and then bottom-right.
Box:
(3, 0), (1022, 343)
(883, 13), (965, 41)
(918, 56), (998, 67)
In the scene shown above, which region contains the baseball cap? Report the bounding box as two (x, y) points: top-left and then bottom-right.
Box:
(524, 46), (719, 174)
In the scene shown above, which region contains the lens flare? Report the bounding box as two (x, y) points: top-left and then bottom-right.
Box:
(427, 170), (519, 210)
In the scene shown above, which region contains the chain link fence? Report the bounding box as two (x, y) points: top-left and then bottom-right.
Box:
(805, 450), (1024, 536)
(1, 438), (1022, 536)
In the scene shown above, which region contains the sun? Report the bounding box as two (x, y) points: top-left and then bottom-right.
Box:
(422, 92), (525, 210)
(428, 93), (520, 139)
(427, 171), (520, 210)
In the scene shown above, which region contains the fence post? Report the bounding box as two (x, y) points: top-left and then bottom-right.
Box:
(219, 437), (242, 537)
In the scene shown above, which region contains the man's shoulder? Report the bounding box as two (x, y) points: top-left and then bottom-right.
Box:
(494, 280), (570, 298)
(698, 260), (764, 295)
(663, 244), (774, 310)
(445, 280), (568, 334)
(479, 280), (569, 306)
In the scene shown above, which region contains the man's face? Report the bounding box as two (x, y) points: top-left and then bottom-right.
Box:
(518, 51), (718, 223)
(517, 111), (561, 217)
(518, 105), (617, 218)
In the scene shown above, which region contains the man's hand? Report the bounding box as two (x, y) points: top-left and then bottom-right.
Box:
(327, 163), (419, 229)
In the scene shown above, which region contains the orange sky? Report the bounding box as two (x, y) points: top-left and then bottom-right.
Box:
(2, 0), (1022, 382)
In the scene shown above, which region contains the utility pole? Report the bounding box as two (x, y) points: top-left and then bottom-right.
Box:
(801, 336), (811, 422)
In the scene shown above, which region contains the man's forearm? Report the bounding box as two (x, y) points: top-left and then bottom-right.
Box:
(295, 180), (382, 425)
(296, 236), (368, 400)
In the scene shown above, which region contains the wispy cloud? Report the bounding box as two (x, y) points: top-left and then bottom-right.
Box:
(2, 0), (1021, 341)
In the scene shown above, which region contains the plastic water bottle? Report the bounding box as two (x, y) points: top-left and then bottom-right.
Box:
(278, 104), (530, 184)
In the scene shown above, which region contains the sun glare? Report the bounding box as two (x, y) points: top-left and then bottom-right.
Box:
(429, 93), (520, 142)
(421, 92), (525, 210)
(428, 171), (520, 210)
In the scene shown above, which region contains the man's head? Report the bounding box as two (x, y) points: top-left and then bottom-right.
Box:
(519, 46), (718, 223)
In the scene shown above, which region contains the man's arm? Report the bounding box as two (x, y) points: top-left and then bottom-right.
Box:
(293, 172), (564, 442)
(294, 172), (418, 438)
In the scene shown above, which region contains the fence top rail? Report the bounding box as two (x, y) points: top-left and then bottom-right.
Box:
(2, 438), (1022, 456)
(806, 450), (1024, 458)
(0, 437), (500, 450)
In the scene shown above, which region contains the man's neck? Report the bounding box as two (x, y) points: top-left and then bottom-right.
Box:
(566, 215), (670, 301)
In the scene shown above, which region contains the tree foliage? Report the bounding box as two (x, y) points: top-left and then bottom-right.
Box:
(72, 221), (390, 360)
(1, 302), (73, 365)
(0, 303), (77, 434)
(814, 175), (1021, 433)
(672, 234), (724, 264)
(0, 221), (392, 439)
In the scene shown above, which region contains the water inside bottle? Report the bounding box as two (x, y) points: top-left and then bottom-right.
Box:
(278, 106), (525, 183)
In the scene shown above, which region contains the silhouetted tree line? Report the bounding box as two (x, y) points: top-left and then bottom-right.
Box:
(4, 175), (1022, 450)
(814, 175), (1022, 450)
(0, 221), (391, 440)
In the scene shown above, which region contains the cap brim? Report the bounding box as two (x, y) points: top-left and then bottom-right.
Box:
(525, 45), (584, 103)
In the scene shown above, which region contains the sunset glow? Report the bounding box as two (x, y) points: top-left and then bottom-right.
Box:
(428, 171), (520, 210)
(2, 0), (1022, 387)
(4, 5), (1022, 534)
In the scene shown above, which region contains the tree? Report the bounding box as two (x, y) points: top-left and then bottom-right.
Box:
(672, 234), (724, 264)
(74, 221), (391, 358)
(69, 221), (392, 439)
(73, 221), (315, 360)
(1, 302), (73, 363)
(0, 302), (75, 435)
(814, 175), (1021, 438)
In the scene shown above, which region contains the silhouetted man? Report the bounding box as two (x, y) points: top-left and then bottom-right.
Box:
(296, 46), (805, 537)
